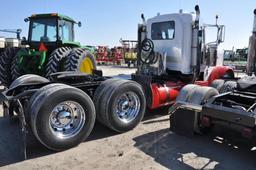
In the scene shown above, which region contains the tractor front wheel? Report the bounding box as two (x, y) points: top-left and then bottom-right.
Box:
(64, 48), (96, 74)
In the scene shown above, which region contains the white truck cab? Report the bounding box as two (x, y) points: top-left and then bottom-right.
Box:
(137, 5), (225, 81)
(146, 12), (195, 74)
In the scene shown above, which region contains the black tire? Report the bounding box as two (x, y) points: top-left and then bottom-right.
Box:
(11, 48), (29, 81)
(28, 84), (96, 151)
(64, 48), (96, 74)
(45, 47), (71, 79)
(176, 84), (199, 102)
(28, 83), (70, 121)
(98, 80), (146, 132)
(210, 79), (225, 91)
(93, 78), (122, 122)
(219, 81), (237, 93)
(0, 47), (20, 86)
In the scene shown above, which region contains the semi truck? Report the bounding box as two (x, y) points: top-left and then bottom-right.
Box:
(0, 5), (232, 157)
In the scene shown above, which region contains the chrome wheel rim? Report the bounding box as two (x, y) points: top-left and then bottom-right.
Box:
(49, 101), (86, 139)
(115, 92), (140, 123)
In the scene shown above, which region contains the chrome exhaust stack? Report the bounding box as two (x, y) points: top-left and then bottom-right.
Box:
(246, 9), (256, 75)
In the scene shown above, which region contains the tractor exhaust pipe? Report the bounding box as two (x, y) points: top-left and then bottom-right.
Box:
(246, 9), (256, 75)
(191, 5), (200, 83)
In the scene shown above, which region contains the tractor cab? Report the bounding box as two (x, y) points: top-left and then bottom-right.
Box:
(9, 13), (92, 80)
(24, 13), (80, 51)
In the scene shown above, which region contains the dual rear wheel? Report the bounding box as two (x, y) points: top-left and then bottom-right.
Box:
(8, 75), (146, 151)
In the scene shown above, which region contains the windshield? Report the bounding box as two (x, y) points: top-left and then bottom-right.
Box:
(30, 18), (57, 42)
(59, 20), (73, 42)
(151, 21), (175, 40)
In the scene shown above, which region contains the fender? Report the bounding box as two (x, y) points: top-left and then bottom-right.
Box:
(207, 66), (234, 84)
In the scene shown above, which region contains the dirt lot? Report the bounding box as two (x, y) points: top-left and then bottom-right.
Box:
(0, 66), (256, 170)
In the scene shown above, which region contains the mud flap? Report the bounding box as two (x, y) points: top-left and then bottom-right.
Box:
(169, 103), (202, 137)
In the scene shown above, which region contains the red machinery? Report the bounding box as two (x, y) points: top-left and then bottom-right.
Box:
(96, 46), (112, 65)
(110, 46), (124, 65)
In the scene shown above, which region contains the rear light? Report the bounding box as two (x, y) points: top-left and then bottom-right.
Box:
(242, 128), (253, 138)
(201, 116), (211, 127)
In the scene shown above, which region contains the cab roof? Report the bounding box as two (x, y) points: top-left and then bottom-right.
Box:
(29, 13), (76, 23)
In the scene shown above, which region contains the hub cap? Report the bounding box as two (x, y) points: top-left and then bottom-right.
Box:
(115, 92), (140, 123)
(49, 101), (86, 139)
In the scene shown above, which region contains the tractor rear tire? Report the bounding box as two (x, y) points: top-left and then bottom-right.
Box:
(45, 47), (71, 79)
(0, 47), (20, 87)
(28, 84), (96, 151)
(11, 48), (29, 81)
(97, 80), (146, 132)
(64, 48), (96, 74)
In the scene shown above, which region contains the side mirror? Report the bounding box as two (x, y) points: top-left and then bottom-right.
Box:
(78, 21), (82, 27)
(24, 18), (29, 22)
(219, 25), (225, 43)
(21, 37), (27, 45)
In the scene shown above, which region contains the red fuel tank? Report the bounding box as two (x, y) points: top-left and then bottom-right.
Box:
(150, 82), (182, 109)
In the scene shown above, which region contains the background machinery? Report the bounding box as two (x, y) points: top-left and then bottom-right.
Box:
(0, 13), (96, 86)
(110, 46), (123, 65)
(0, 5), (233, 156)
(95, 46), (111, 65)
(223, 47), (248, 71)
(0, 29), (22, 53)
(120, 39), (138, 67)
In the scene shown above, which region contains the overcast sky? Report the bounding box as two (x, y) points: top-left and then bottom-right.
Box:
(0, 0), (255, 51)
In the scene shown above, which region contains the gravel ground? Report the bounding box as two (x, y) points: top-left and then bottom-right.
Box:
(0, 66), (256, 170)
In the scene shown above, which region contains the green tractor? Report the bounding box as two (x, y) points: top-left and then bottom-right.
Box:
(0, 13), (96, 86)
